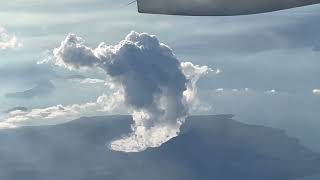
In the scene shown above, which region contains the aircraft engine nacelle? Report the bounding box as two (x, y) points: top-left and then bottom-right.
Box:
(137, 0), (320, 16)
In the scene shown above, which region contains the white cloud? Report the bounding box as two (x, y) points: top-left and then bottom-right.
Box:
(214, 88), (252, 94)
(265, 89), (277, 95)
(181, 62), (212, 105)
(213, 88), (282, 96)
(215, 88), (224, 92)
(96, 91), (125, 112)
(0, 26), (22, 50)
(0, 91), (123, 128)
(181, 62), (213, 113)
(1, 103), (97, 128)
(313, 89), (320, 96)
(68, 78), (105, 85)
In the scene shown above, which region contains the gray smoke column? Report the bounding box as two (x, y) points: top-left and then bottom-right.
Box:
(137, 0), (320, 16)
(52, 31), (210, 152)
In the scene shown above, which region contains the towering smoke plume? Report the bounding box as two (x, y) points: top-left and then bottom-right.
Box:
(52, 31), (210, 152)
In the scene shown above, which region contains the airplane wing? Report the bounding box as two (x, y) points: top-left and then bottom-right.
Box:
(137, 0), (320, 16)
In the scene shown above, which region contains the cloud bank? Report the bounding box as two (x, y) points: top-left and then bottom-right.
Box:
(0, 26), (22, 50)
(0, 91), (123, 129)
(2, 103), (98, 128)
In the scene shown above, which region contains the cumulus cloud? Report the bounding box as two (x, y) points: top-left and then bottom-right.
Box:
(50, 31), (210, 152)
(0, 26), (22, 50)
(0, 94), (120, 128)
(313, 89), (320, 96)
(181, 62), (212, 112)
(0, 122), (17, 129)
(215, 88), (224, 93)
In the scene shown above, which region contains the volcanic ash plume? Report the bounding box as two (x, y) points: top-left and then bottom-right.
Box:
(52, 31), (210, 152)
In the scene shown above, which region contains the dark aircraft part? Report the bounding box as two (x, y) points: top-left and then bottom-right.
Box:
(137, 0), (320, 16)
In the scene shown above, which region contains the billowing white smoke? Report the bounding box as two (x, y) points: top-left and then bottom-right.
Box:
(52, 31), (210, 152)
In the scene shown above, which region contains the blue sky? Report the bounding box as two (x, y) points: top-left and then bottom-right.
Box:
(0, 1), (320, 152)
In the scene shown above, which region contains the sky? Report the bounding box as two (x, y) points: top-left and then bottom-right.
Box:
(0, 1), (319, 152)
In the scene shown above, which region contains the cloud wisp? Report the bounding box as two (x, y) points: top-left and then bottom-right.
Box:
(0, 91), (124, 129)
(67, 78), (105, 85)
(0, 31), (211, 152)
(0, 26), (22, 50)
